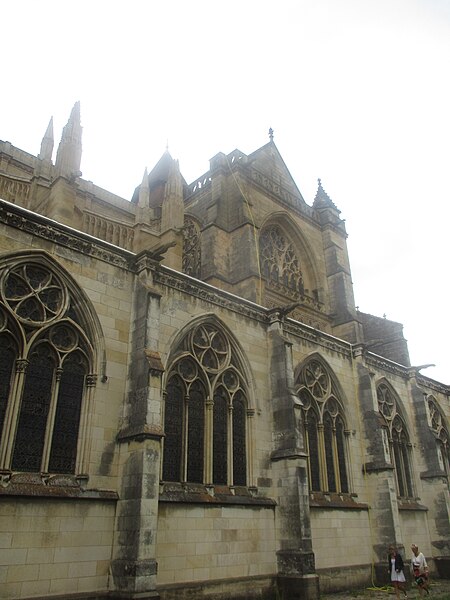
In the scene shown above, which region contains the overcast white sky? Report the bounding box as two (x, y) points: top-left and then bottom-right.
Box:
(2, 0), (449, 383)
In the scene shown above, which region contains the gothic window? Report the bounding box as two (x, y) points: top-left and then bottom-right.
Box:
(259, 224), (304, 296)
(162, 322), (249, 487)
(427, 395), (450, 483)
(377, 382), (414, 498)
(296, 359), (349, 493)
(0, 260), (95, 474)
(182, 217), (201, 278)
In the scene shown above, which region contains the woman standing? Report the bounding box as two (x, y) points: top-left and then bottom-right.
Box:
(411, 544), (430, 596)
(388, 545), (408, 599)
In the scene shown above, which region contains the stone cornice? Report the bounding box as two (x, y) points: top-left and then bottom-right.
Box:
(363, 353), (410, 379)
(0, 198), (134, 269)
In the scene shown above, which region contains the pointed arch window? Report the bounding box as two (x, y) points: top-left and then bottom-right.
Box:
(259, 224), (304, 296)
(182, 217), (201, 279)
(377, 382), (414, 498)
(162, 323), (249, 487)
(427, 395), (450, 485)
(0, 260), (96, 475)
(296, 359), (349, 493)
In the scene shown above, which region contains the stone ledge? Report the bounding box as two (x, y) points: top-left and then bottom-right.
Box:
(309, 492), (368, 510)
(0, 471), (117, 500)
(159, 482), (276, 507)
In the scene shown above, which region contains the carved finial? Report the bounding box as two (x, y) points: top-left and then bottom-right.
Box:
(269, 127), (274, 141)
(318, 177), (322, 188)
(166, 139), (169, 152)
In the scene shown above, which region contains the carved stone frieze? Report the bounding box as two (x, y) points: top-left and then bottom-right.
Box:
(0, 200), (133, 269)
(153, 269), (267, 323)
(364, 353), (410, 379)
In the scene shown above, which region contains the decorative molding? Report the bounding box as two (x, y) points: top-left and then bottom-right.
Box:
(153, 268), (267, 323)
(364, 354), (410, 379)
(0, 199), (133, 269)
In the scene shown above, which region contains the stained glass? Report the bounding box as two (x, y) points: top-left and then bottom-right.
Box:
(187, 379), (205, 483)
(0, 334), (17, 444)
(213, 387), (228, 485)
(11, 345), (55, 472)
(324, 412), (336, 492)
(48, 352), (86, 473)
(162, 375), (184, 481)
(232, 392), (246, 486)
(259, 225), (304, 294)
(336, 417), (348, 493)
(306, 413), (320, 491)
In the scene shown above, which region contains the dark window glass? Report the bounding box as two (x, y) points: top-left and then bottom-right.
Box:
(187, 379), (205, 483)
(400, 434), (413, 497)
(48, 353), (86, 473)
(232, 392), (247, 486)
(162, 375), (184, 482)
(12, 345), (55, 472)
(213, 387), (228, 485)
(336, 417), (348, 493)
(0, 334), (16, 443)
(324, 412), (336, 492)
(392, 434), (405, 497)
(307, 412), (320, 491)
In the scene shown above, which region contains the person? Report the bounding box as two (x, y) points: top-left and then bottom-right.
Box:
(411, 544), (430, 596)
(388, 545), (408, 599)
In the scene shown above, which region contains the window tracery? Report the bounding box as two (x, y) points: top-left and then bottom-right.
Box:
(182, 218), (201, 279)
(162, 322), (248, 487)
(427, 395), (450, 481)
(377, 382), (414, 498)
(296, 359), (349, 493)
(0, 259), (95, 475)
(259, 224), (304, 295)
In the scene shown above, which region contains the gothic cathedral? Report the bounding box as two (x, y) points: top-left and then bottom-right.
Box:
(0, 104), (449, 600)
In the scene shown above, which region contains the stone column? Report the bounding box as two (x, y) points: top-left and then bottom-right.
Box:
(111, 257), (164, 598)
(268, 317), (319, 600)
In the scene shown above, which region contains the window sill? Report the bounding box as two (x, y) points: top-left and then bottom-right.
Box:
(309, 491), (368, 510)
(159, 482), (276, 507)
(0, 471), (117, 501)
(397, 498), (428, 511)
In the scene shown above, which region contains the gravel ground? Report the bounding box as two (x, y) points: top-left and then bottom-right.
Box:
(320, 579), (450, 600)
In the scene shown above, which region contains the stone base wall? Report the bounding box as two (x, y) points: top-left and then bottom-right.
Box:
(158, 574), (276, 600)
(156, 504), (277, 586)
(317, 564), (373, 594)
(0, 498), (115, 599)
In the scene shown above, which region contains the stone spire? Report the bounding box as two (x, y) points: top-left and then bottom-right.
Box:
(55, 101), (82, 178)
(138, 168), (149, 208)
(38, 117), (54, 162)
(161, 158), (184, 231)
(312, 178), (339, 212)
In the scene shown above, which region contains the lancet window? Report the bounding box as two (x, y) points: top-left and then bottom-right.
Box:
(162, 322), (249, 486)
(296, 359), (349, 493)
(427, 395), (450, 482)
(0, 259), (95, 474)
(259, 224), (304, 296)
(182, 217), (201, 279)
(377, 382), (414, 498)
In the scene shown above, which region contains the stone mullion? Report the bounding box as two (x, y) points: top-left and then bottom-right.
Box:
(76, 374), (97, 475)
(0, 358), (27, 469)
(228, 402), (233, 485)
(317, 422), (328, 491)
(182, 394), (189, 482)
(246, 407), (255, 487)
(331, 424), (340, 493)
(343, 429), (352, 491)
(205, 396), (214, 484)
(41, 366), (62, 471)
